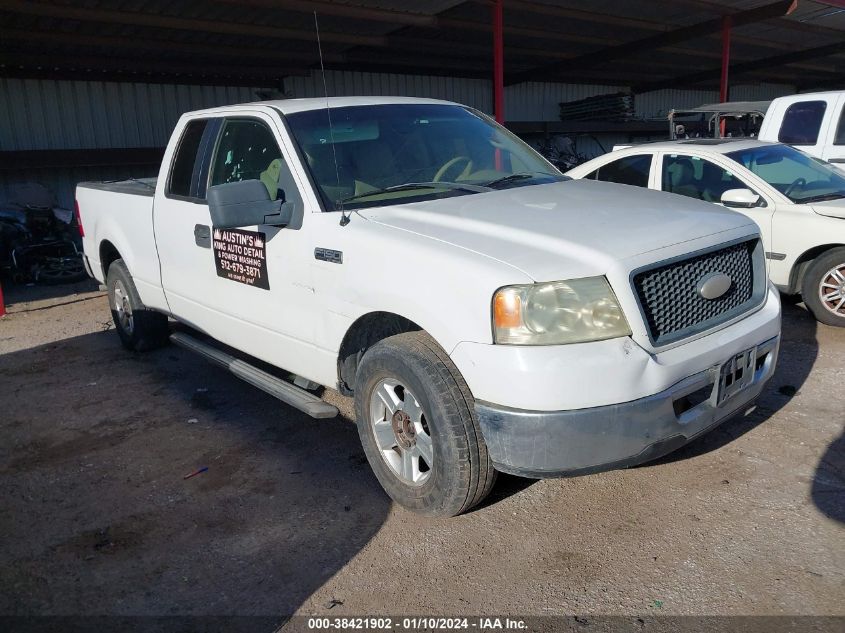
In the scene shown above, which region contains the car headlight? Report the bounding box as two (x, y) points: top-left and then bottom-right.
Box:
(492, 277), (631, 345)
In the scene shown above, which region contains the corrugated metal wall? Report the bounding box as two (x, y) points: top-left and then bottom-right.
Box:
(1, 73), (796, 208)
(284, 71), (625, 122)
(505, 81), (626, 121)
(1, 78), (260, 207)
(634, 83), (795, 119)
(284, 70), (492, 112)
(0, 78), (259, 151)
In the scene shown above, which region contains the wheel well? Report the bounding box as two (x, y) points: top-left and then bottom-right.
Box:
(99, 240), (122, 279)
(789, 244), (845, 295)
(337, 312), (422, 396)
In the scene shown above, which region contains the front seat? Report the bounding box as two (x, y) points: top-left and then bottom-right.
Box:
(700, 160), (732, 202)
(666, 158), (701, 200)
(304, 144), (355, 205)
(351, 142), (396, 190)
(260, 159), (282, 200)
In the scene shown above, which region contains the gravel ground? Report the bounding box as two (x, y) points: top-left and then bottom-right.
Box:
(0, 280), (842, 620)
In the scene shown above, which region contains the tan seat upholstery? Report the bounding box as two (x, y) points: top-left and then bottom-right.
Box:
(666, 157), (701, 200)
(260, 159), (282, 200)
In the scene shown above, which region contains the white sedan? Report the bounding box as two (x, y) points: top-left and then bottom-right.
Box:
(566, 139), (845, 327)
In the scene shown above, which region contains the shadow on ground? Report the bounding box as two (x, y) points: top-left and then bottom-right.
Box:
(650, 301), (819, 466)
(0, 330), (390, 616)
(1, 278), (100, 308)
(812, 430), (845, 525)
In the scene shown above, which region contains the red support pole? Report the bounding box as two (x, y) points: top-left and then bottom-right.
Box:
(0, 281), (5, 318)
(719, 14), (731, 137)
(492, 0), (504, 124)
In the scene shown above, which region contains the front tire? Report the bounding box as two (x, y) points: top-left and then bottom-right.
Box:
(355, 332), (496, 517)
(106, 259), (169, 351)
(802, 248), (845, 327)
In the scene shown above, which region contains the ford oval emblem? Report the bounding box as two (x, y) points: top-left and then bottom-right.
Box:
(697, 272), (733, 300)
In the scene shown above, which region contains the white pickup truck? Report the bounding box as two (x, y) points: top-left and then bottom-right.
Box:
(77, 97), (781, 517)
(759, 91), (845, 171)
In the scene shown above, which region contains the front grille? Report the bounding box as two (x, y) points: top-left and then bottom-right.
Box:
(633, 239), (763, 346)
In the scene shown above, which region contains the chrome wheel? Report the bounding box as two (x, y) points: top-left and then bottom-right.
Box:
(369, 379), (433, 486)
(819, 263), (845, 317)
(112, 280), (134, 335)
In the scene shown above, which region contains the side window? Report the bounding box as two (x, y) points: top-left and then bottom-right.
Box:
(592, 154), (651, 188)
(778, 101), (827, 145)
(210, 119), (284, 200)
(168, 120), (208, 198)
(662, 154), (747, 203)
(834, 105), (845, 146)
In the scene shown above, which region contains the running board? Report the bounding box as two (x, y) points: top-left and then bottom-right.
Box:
(170, 332), (338, 419)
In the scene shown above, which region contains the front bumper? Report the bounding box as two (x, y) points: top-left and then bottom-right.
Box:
(476, 335), (779, 478)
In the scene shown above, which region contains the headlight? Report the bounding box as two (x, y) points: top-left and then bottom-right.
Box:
(492, 277), (631, 345)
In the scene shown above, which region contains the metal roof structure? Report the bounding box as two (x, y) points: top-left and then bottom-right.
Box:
(1, 0), (843, 92)
(674, 100), (772, 113)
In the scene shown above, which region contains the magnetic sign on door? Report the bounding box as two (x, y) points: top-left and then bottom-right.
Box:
(212, 227), (270, 290)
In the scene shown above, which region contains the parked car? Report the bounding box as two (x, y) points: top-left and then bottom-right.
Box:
(566, 139), (845, 326)
(76, 97), (780, 516)
(759, 91), (845, 171)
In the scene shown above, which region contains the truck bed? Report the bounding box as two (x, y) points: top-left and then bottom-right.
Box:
(76, 177), (162, 308)
(78, 178), (157, 198)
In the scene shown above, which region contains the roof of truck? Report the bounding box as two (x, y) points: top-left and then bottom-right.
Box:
(189, 96), (461, 117)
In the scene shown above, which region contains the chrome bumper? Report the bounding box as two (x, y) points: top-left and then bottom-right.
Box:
(476, 335), (779, 478)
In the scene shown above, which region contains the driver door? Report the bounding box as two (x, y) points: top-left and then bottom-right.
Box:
(155, 112), (319, 374)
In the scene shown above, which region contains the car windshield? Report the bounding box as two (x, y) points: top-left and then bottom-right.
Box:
(285, 104), (563, 210)
(726, 144), (845, 204)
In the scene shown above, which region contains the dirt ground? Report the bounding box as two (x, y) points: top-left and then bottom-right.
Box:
(1, 279), (843, 620)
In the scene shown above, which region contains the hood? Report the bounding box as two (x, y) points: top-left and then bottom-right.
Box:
(811, 198), (845, 220)
(359, 179), (755, 281)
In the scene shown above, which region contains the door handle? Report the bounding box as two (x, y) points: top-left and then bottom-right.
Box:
(194, 224), (211, 248)
(829, 158), (845, 164)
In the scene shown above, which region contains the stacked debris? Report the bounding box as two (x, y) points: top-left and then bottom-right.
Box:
(559, 92), (635, 122)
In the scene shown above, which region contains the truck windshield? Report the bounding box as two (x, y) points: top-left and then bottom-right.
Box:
(726, 144), (845, 204)
(285, 104), (562, 210)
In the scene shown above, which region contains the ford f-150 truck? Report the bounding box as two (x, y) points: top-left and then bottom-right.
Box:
(77, 97), (781, 517)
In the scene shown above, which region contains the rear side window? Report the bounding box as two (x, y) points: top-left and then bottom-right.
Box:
(778, 101), (826, 145)
(168, 120), (208, 197)
(835, 106), (845, 146)
(586, 154), (651, 188)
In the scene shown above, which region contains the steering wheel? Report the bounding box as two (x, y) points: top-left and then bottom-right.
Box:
(784, 177), (806, 197)
(434, 156), (473, 182)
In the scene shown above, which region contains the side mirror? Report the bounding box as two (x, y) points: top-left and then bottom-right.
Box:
(207, 179), (293, 229)
(721, 188), (761, 208)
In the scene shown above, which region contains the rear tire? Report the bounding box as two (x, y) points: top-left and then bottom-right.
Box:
(802, 248), (845, 327)
(355, 331), (496, 517)
(106, 259), (169, 351)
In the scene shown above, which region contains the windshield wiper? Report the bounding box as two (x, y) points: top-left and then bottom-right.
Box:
(796, 192), (845, 204)
(483, 172), (564, 189)
(338, 181), (490, 206)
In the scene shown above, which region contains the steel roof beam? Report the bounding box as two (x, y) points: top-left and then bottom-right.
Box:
(0, 0), (386, 48)
(0, 28), (344, 64)
(213, 0), (442, 26)
(635, 40), (845, 93)
(0, 52), (310, 78)
(505, 0), (797, 85)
